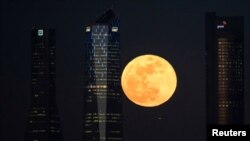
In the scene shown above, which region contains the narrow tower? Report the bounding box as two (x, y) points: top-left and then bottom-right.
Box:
(206, 12), (244, 125)
(25, 28), (63, 141)
(83, 9), (123, 141)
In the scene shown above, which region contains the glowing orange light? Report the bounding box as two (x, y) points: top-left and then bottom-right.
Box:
(121, 54), (177, 107)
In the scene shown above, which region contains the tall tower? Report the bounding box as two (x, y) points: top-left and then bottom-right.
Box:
(206, 12), (244, 125)
(83, 9), (122, 141)
(25, 28), (63, 141)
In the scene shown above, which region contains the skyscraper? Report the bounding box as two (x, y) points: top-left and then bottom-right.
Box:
(25, 28), (63, 141)
(83, 9), (122, 141)
(206, 12), (244, 125)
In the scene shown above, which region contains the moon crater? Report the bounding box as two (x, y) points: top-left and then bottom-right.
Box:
(121, 54), (177, 107)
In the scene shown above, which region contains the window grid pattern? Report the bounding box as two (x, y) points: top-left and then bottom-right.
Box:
(84, 15), (122, 141)
(217, 37), (244, 124)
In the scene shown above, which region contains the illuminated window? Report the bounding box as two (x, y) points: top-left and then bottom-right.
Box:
(86, 26), (91, 32)
(112, 27), (118, 32)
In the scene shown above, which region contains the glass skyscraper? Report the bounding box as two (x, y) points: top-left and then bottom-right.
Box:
(83, 9), (122, 141)
(206, 12), (244, 125)
(25, 28), (63, 141)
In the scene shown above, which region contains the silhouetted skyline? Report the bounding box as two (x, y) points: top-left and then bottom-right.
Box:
(1, 0), (250, 141)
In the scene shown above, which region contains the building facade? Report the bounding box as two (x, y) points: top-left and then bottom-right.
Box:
(206, 12), (244, 125)
(25, 28), (63, 141)
(83, 9), (123, 141)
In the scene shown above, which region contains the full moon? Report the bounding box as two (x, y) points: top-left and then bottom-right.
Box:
(121, 54), (177, 107)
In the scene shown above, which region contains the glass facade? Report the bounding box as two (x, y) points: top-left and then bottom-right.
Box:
(206, 12), (244, 125)
(83, 9), (122, 141)
(25, 28), (63, 141)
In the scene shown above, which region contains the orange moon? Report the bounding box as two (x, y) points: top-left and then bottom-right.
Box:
(121, 54), (177, 107)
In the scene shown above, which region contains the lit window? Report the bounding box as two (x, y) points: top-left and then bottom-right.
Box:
(112, 27), (118, 32)
(86, 26), (91, 32)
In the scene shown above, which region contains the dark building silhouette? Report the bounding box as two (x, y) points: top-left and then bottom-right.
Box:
(206, 12), (244, 125)
(25, 28), (63, 141)
(83, 9), (123, 141)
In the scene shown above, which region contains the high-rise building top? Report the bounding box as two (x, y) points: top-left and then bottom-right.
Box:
(206, 12), (244, 125)
(83, 9), (122, 141)
(95, 9), (118, 23)
(25, 28), (63, 141)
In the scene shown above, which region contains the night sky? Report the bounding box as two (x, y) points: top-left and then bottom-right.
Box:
(1, 0), (250, 141)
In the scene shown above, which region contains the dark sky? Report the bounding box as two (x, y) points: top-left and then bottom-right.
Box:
(1, 0), (250, 141)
